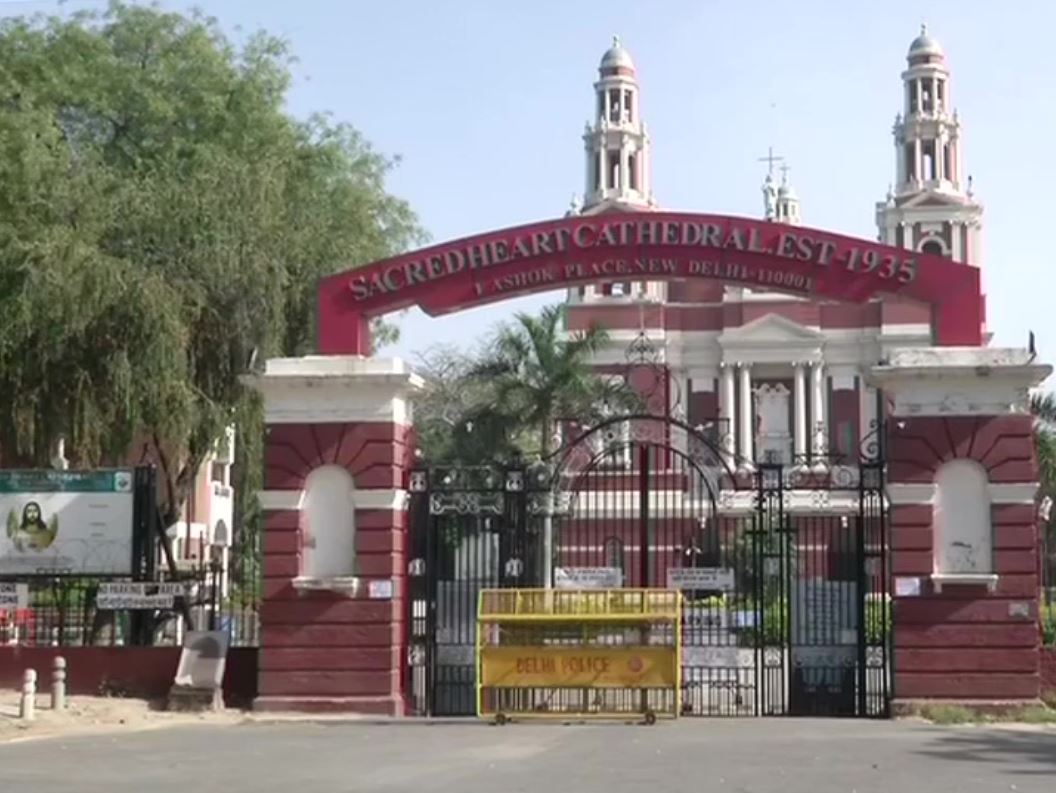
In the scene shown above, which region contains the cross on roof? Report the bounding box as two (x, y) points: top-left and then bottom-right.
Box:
(757, 146), (784, 177)
(779, 162), (791, 185)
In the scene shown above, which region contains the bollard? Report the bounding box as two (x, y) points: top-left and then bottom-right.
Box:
(51, 656), (66, 712)
(19, 668), (36, 721)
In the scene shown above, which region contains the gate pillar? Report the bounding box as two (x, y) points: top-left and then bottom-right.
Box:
(872, 348), (1050, 706)
(247, 356), (422, 714)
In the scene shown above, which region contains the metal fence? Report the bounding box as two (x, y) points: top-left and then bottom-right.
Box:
(0, 553), (260, 649)
(1043, 519), (1056, 608)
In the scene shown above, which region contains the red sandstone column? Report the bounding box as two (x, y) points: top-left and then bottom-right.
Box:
(873, 348), (1050, 705)
(248, 357), (422, 714)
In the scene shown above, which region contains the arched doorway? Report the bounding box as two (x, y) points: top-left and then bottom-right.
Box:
(405, 411), (890, 718)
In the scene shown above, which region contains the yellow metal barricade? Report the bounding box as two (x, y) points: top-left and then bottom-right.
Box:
(476, 588), (682, 723)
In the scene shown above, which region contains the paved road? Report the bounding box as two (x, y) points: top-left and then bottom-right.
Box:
(2, 718), (1054, 792)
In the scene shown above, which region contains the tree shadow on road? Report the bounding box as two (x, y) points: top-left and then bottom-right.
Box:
(914, 728), (1056, 776)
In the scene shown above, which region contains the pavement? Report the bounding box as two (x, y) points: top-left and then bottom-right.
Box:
(1, 717), (1055, 793)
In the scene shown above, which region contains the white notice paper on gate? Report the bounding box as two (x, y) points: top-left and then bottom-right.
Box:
(0, 582), (28, 608)
(554, 567), (623, 589)
(666, 567), (736, 592)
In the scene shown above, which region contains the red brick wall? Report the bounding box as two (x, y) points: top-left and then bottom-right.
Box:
(0, 646), (258, 706)
(258, 421), (408, 714)
(830, 387), (859, 458)
(688, 389), (718, 428)
(888, 415), (1041, 700)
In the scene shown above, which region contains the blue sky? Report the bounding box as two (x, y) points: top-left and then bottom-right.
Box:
(11, 0), (1055, 361)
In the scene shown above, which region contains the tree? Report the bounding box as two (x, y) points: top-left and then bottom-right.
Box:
(1032, 392), (1056, 497)
(470, 305), (637, 460)
(412, 345), (524, 465)
(0, 4), (424, 539)
(1032, 392), (1056, 603)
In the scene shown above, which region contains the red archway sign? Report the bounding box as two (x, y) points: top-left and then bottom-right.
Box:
(316, 212), (983, 355)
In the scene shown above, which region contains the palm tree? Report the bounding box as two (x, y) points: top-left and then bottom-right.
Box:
(471, 305), (636, 459)
(1032, 392), (1056, 608)
(1031, 392), (1056, 498)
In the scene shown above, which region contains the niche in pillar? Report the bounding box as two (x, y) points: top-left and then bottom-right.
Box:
(932, 459), (996, 591)
(296, 464), (359, 594)
(755, 383), (792, 465)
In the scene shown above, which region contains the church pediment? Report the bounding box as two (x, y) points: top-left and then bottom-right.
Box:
(580, 198), (658, 216)
(896, 191), (968, 209)
(718, 314), (823, 362)
(720, 314), (822, 344)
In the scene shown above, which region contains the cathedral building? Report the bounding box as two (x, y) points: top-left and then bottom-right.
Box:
(565, 29), (985, 470)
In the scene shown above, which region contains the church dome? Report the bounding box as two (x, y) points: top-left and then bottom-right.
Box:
(908, 25), (944, 59)
(600, 36), (635, 72)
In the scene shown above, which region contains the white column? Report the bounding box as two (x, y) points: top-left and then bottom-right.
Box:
(669, 368), (687, 452)
(739, 363), (753, 463)
(640, 137), (648, 198)
(619, 142), (630, 193)
(585, 140), (593, 196)
(951, 222), (963, 261)
(603, 88), (611, 124)
(720, 362), (736, 457)
(896, 140), (906, 187)
(913, 138), (922, 184)
(935, 132), (945, 182)
(793, 362), (807, 462)
(811, 362), (827, 460)
(597, 146), (606, 193)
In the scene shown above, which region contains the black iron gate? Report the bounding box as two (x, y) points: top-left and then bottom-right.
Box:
(405, 416), (890, 718)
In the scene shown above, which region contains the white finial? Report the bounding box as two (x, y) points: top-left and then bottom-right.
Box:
(613, 35), (620, 48)
(920, 23), (927, 36)
(780, 162), (791, 187)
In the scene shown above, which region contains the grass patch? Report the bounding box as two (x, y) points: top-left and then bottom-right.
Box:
(916, 702), (1056, 725)
(918, 704), (976, 724)
(1017, 706), (1056, 724)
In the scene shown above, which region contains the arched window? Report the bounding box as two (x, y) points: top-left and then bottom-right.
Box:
(920, 239), (946, 257)
(934, 459), (992, 575)
(302, 465), (357, 578)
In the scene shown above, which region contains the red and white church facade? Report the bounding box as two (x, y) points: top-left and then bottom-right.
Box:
(249, 29), (1051, 714)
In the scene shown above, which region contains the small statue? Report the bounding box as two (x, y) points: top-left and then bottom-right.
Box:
(762, 174), (778, 220)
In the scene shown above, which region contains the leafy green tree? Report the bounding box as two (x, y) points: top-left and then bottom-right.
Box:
(0, 3), (423, 541)
(470, 305), (637, 460)
(412, 345), (524, 465)
(1032, 392), (1056, 496)
(1032, 392), (1056, 605)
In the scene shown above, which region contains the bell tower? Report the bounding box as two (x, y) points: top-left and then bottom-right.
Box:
(876, 26), (983, 264)
(581, 37), (656, 213)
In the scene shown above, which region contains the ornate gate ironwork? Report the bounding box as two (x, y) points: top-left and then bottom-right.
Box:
(405, 416), (890, 718)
